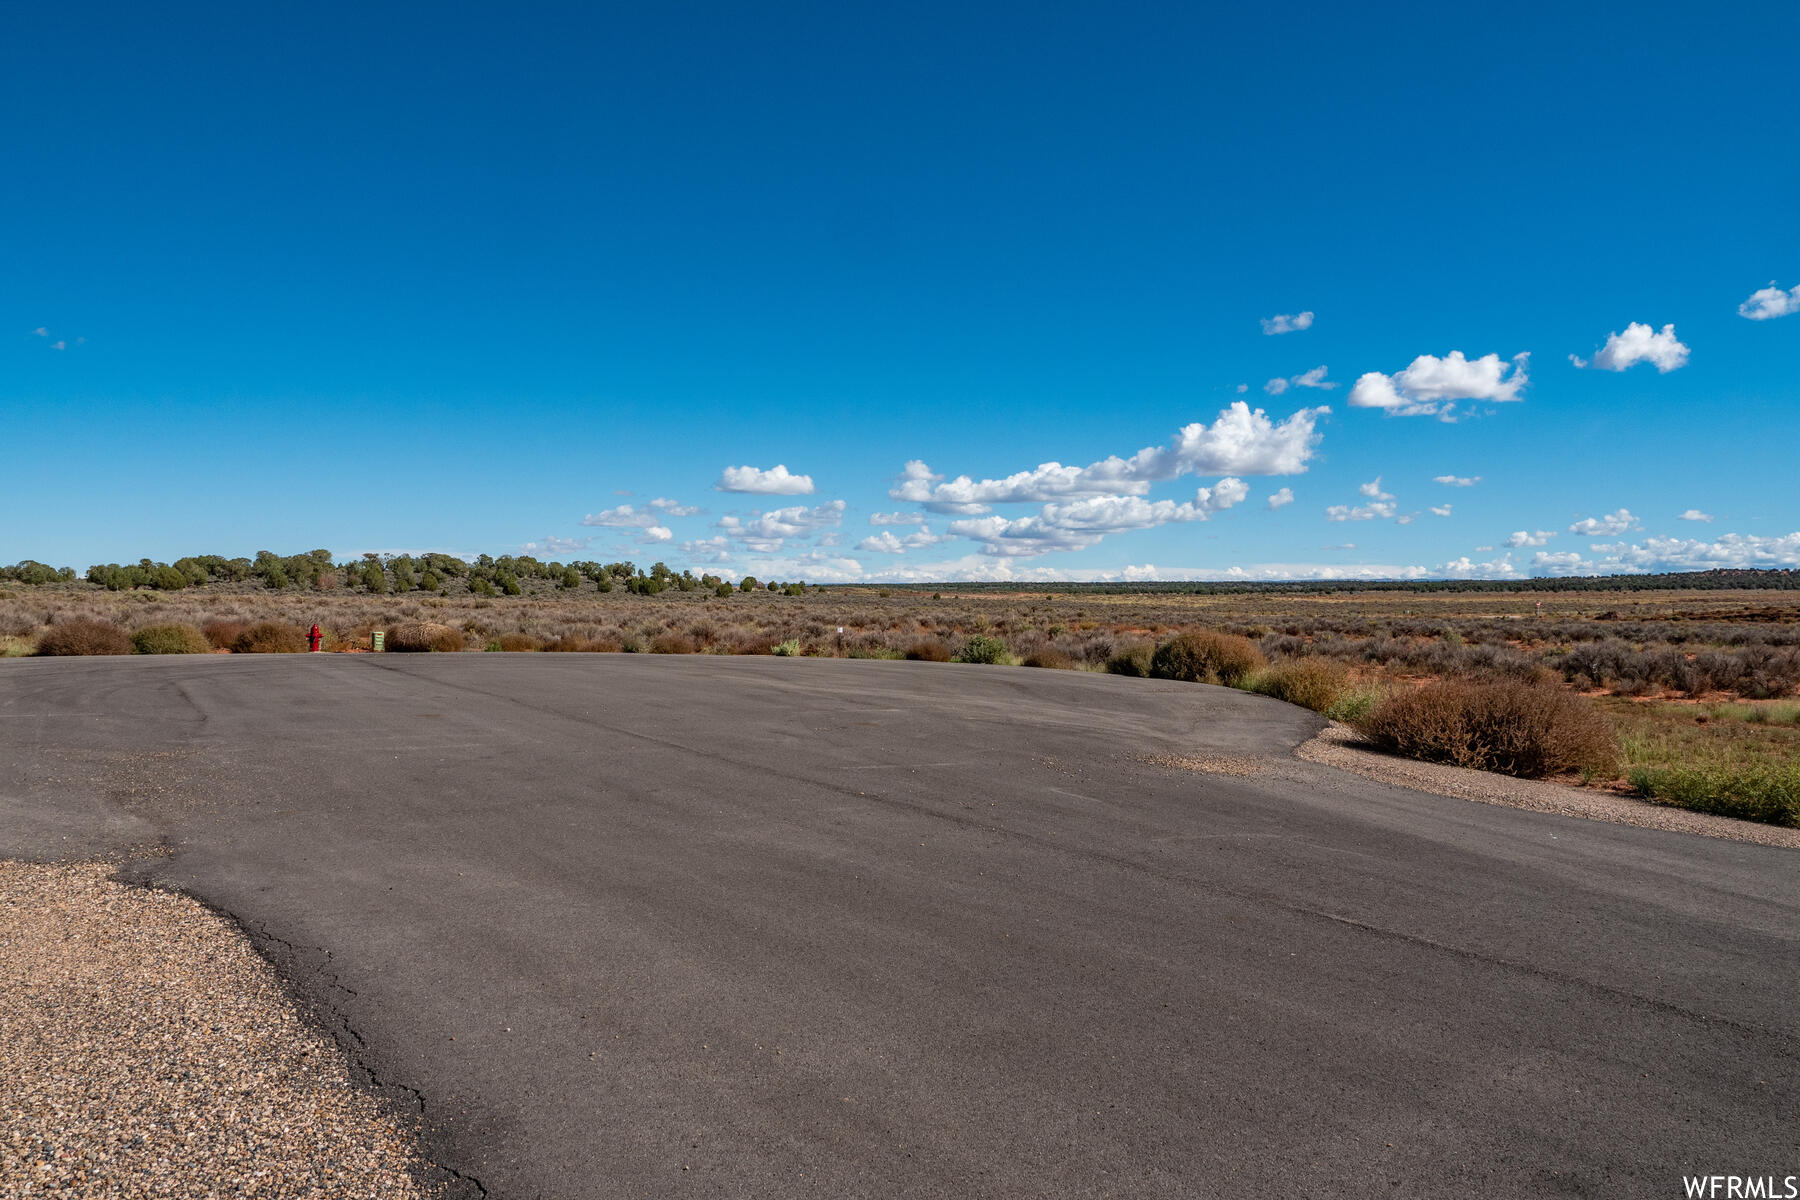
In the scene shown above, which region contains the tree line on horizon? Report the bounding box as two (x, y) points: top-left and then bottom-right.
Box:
(2, 554), (1797, 596)
(0, 552), (808, 598)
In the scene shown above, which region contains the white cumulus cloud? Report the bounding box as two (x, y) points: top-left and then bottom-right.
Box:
(1441, 555), (1521, 580)
(858, 531), (906, 554)
(856, 527), (949, 554)
(1568, 508), (1639, 537)
(1678, 509), (1714, 523)
(1738, 283), (1800, 321)
(889, 402), (1325, 515)
(680, 536), (733, 563)
(1570, 322), (1689, 373)
(1266, 487), (1295, 511)
(1266, 365), (1336, 396)
(1261, 311), (1315, 335)
(1433, 474), (1481, 487)
(949, 480), (1248, 557)
(868, 511), (928, 526)
(715, 464), (816, 494)
(1530, 531), (1800, 576)
(1505, 530), (1556, 547)
(520, 535), (592, 555)
(1326, 478), (1400, 522)
(581, 504), (669, 529)
(715, 500), (847, 552)
(1348, 351), (1529, 418)
(1430, 505), (1453, 517)
(646, 498), (704, 516)
(639, 526), (673, 544)
(1325, 501), (1397, 522)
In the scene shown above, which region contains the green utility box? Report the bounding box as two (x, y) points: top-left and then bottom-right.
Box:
(372, 631), (385, 651)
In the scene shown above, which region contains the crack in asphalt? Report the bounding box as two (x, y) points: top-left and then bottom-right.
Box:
(216, 903), (494, 1199)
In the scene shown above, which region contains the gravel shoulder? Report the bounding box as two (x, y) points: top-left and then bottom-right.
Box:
(1296, 722), (1800, 850)
(0, 859), (439, 1198)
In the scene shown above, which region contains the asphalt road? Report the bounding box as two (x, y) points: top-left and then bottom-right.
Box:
(2, 654), (1795, 1198)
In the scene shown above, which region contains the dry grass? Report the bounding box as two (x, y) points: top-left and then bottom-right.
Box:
(1150, 630), (1265, 686)
(1249, 656), (1350, 713)
(37, 618), (132, 656)
(232, 622), (308, 654)
(387, 621), (467, 653)
(129, 623), (210, 655)
(1356, 679), (1619, 780)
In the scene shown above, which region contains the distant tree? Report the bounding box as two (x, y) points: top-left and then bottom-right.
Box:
(714, 582), (734, 597)
(739, 576), (759, 592)
(560, 567), (581, 590)
(420, 569), (441, 592)
(362, 563), (387, 593)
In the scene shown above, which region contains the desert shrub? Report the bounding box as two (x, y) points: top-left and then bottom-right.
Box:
(1251, 656), (1348, 712)
(1629, 765), (1800, 827)
(232, 622), (309, 654)
(130, 623), (210, 655)
(1021, 648), (1075, 670)
(1356, 679), (1618, 779)
(542, 635), (619, 652)
(955, 635), (1010, 665)
(37, 618), (133, 656)
(387, 622), (467, 652)
(730, 633), (782, 655)
(1324, 687), (1380, 725)
(493, 633), (543, 652)
(1105, 642), (1154, 677)
(202, 620), (249, 650)
(904, 638), (953, 662)
(1150, 630), (1265, 686)
(771, 638), (802, 656)
(650, 632), (698, 654)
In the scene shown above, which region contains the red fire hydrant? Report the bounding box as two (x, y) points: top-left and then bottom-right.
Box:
(308, 623), (323, 653)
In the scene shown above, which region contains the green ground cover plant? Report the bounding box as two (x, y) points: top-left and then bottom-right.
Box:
(954, 635), (1009, 665)
(130, 623), (211, 654)
(1606, 698), (1800, 826)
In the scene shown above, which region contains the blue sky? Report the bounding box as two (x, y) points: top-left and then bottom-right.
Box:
(7, 1), (1798, 582)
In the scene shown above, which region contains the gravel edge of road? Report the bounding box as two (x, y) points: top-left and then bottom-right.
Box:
(1294, 722), (1800, 850)
(0, 858), (471, 1199)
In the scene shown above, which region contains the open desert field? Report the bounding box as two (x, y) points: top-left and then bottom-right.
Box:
(9, 578), (1797, 829)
